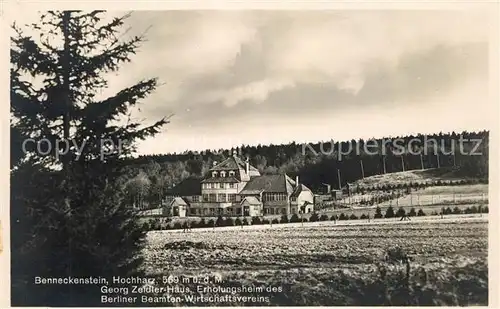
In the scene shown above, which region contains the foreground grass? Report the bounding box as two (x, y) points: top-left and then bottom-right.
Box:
(142, 218), (488, 306)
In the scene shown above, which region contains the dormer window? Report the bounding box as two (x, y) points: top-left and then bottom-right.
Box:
(229, 170), (235, 177)
(212, 171), (218, 178)
(220, 171), (226, 177)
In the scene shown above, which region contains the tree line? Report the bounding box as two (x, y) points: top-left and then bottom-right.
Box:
(122, 131), (489, 208)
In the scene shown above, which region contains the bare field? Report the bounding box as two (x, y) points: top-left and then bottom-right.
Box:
(142, 216), (488, 306)
(352, 168), (475, 187)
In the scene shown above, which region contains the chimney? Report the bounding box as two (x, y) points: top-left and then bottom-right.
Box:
(326, 184), (331, 194)
(232, 150), (238, 157)
(295, 175), (300, 188)
(245, 157), (249, 175)
(213, 161), (217, 167)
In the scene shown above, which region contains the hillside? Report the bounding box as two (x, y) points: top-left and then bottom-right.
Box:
(351, 167), (473, 188)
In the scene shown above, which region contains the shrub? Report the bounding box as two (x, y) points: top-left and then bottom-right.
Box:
(385, 206), (395, 218)
(360, 214), (368, 219)
(242, 218), (249, 225)
(470, 206), (479, 213)
(444, 207), (453, 215)
(453, 207), (462, 214)
(483, 206), (489, 213)
(408, 208), (417, 217)
(290, 214), (301, 223)
(262, 218), (270, 224)
(417, 209), (426, 216)
(349, 214), (358, 220)
(197, 218), (207, 228)
(235, 217), (242, 226)
(216, 215), (225, 227)
(225, 217), (235, 226)
(207, 219), (215, 227)
(251, 216), (262, 225)
(339, 213), (348, 220)
(142, 221), (150, 231)
(173, 222), (182, 230)
(330, 215), (338, 221)
(280, 215), (289, 224)
(319, 214), (329, 221)
(395, 207), (406, 217)
(271, 218), (279, 224)
(374, 207), (383, 219)
(309, 213), (320, 222)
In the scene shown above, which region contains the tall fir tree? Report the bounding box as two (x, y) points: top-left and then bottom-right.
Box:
(10, 11), (168, 306)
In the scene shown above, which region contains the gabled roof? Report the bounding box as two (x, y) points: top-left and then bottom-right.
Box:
(209, 156), (261, 178)
(166, 177), (201, 196)
(170, 197), (189, 206)
(291, 184), (312, 198)
(240, 174), (297, 194)
(240, 196), (262, 206)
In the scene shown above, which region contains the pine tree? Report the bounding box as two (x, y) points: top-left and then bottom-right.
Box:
(11, 11), (168, 306)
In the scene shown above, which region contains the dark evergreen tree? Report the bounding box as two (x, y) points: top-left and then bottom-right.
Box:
(374, 206), (383, 219)
(396, 207), (406, 217)
(385, 206), (395, 218)
(10, 11), (168, 306)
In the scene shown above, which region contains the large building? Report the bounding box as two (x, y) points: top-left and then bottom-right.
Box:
(164, 153), (314, 217)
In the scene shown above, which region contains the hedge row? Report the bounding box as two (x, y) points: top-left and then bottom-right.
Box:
(144, 205), (488, 231)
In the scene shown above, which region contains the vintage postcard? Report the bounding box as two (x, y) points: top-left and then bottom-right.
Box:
(3, 1), (498, 307)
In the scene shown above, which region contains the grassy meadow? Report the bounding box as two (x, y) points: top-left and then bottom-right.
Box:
(142, 216), (488, 306)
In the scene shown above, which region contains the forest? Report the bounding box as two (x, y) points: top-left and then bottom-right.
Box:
(122, 131), (489, 208)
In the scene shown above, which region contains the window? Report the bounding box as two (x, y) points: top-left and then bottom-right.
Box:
(229, 170), (235, 176)
(190, 208), (197, 215)
(270, 208), (275, 215)
(243, 206), (250, 216)
(212, 171), (217, 177)
(210, 183), (215, 189)
(219, 183), (224, 189)
(218, 193), (226, 202)
(229, 183), (235, 189)
(236, 207), (241, 215)
(228, 194), (236, 202)
(220, 171), (226, 177)
(282, 208), (286, 214)
(202, 194), (209, 202)
(291, 197), (297, 202)
(209, 194), (217, 202)
(192, 196), (200, 202)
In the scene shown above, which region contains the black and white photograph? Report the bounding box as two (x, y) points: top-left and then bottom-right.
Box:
(6, 2), (497, 307)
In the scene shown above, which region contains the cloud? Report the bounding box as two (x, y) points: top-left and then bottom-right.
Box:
(10, 8), (492, 153)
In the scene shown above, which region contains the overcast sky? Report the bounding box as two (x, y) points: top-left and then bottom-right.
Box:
(14, 8), (494, 154)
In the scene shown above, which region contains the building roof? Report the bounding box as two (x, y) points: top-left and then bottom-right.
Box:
(170, 197), (189, 207)
(291, 184), (312, 198)
(240, 174), (297, 194)
(239, 189), (263, 195)
(201, 176), (240, 183)
(240, 196), (262, 206)
(166, 177), (201, 196)
(208, 156), (261, 181)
